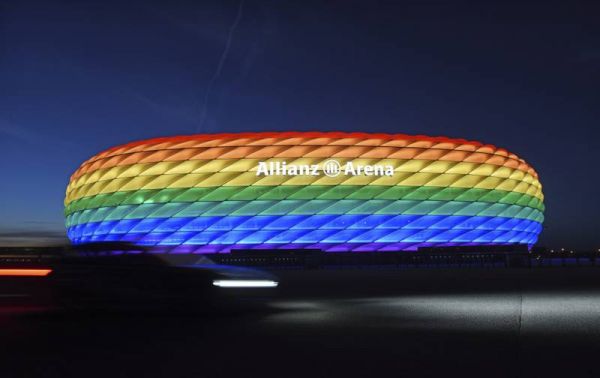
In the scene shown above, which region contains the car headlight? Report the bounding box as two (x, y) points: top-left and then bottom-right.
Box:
(212, 279), (278, 288)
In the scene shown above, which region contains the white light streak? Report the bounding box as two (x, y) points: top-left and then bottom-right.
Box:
(213, 279), (278, 288)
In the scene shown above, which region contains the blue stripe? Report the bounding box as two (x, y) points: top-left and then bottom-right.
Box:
(67, 214), (542, 247)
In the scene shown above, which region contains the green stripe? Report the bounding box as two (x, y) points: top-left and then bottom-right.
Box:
(65, 199), (544, 228)
(65, 185), (544, 216)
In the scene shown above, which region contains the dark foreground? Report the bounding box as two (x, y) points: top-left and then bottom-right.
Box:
(2, 267), (600, 378)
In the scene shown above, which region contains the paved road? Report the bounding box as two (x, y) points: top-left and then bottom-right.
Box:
(2, 268), (600, 377)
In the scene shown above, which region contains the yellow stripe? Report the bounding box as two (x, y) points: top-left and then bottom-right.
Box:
(66, 168), (544, 204)
(67, 158), (542, 194)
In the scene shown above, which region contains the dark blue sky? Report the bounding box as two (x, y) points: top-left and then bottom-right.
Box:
(1, 0), (598, 248)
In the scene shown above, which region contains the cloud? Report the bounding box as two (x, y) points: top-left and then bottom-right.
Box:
(579, 48), (600, 63)
(128, 92), (199, 125)
(0, 221), (68, 247)
(0, 119), (80, 150)
(0, 230), (69, 247)
(140, 3), (229, 45)
(198, 0), (245, 132)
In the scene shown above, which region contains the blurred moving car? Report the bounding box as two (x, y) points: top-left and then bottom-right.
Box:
(0, 243), (279, 312)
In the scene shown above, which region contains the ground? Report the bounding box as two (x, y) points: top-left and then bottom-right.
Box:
(2, 267), (600, 378)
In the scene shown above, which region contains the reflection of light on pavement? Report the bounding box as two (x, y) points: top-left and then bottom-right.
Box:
(268, 292), (600, 335)
(271, 301), (322, 310)
(520, 292), (600, 336)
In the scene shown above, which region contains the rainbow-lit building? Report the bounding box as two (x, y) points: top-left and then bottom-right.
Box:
(65, 132), (544, 253)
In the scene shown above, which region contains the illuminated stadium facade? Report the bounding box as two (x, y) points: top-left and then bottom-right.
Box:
(64, 132), (544, 253)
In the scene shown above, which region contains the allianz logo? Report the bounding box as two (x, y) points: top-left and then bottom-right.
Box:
(256, 160), (395, 177)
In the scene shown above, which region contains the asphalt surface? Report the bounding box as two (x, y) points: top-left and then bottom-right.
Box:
(2, 267), (600, 378)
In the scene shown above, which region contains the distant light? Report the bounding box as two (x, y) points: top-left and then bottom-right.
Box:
(212, 279), (278, 288)
(0, 269), (52, 277)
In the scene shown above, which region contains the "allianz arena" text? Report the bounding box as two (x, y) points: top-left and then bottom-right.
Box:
(255, 161), (395, 176)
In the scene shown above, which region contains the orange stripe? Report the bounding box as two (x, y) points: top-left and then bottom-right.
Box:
(75, 133), (499, 162)
(70, 143), (538, 182)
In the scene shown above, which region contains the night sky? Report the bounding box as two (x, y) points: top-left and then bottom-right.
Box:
(1, 0), (598, 249)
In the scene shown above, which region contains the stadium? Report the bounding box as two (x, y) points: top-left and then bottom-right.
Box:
(64, 132), (544, 253)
